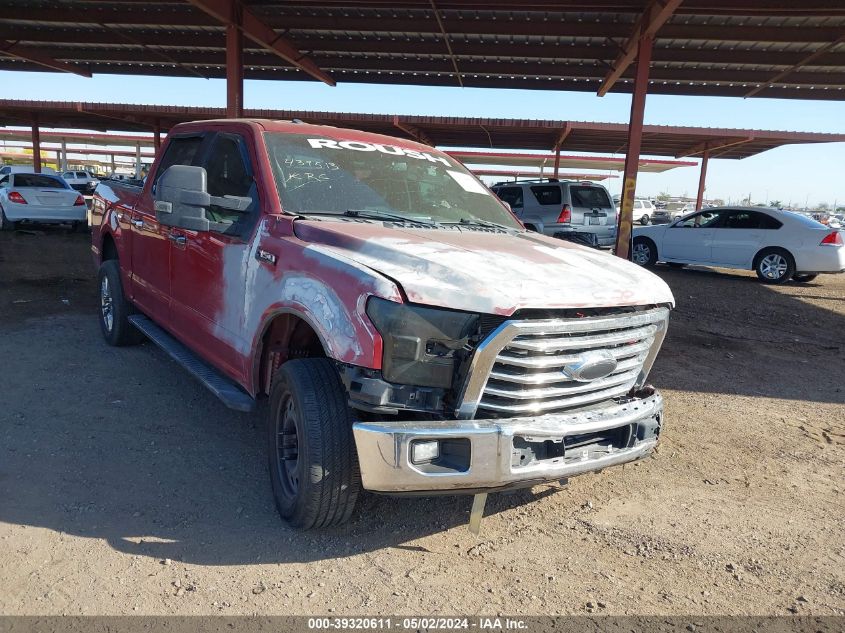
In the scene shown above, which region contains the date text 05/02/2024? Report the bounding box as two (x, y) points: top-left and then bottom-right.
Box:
(307, 618), (528, 630)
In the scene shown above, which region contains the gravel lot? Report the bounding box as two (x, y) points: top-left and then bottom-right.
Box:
(1, 228), (843, 616)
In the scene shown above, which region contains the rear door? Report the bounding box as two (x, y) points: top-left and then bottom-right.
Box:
(129, 133), (207, 323)
(168, 130), (263, 383)
(710, 210), (781, 267)
(527, 184), (563, 227)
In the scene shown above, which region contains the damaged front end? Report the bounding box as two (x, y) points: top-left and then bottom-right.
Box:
(343, 301), (671, 494)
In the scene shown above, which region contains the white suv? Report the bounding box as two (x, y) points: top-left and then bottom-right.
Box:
(62, 170), (100, 194)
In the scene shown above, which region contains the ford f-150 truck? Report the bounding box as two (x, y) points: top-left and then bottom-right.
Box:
(91, 119), (674, 530)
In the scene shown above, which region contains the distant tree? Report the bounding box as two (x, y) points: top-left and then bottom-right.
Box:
(818, 202), (831, 211)
(657, 190), (670, 201)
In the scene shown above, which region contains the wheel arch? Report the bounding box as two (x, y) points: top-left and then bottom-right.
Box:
(251, 309), (331, 397)
(751, 245), (794, 271)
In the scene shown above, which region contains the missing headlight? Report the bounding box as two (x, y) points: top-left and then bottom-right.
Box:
(366, 297), (479, 388)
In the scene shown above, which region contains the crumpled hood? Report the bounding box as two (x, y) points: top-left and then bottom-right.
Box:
(295, 219), (675, 316)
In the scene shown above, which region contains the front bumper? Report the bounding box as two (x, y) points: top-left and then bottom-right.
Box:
(353, 393), (662, 493)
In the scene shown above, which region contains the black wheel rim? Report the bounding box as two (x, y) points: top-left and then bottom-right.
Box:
(275, 394), (300, 498)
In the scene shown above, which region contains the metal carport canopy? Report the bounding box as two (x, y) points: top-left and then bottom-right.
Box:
(1, 1), (844, 99)
(2, 1), (844, 257)
(1, 101), (843, 162)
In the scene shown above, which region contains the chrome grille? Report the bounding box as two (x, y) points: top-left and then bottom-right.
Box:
(456, 308), (669, 419)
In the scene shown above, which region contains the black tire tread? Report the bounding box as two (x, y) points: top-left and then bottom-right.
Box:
(269, 358), (360, 529)
(98, 260), (144, 346)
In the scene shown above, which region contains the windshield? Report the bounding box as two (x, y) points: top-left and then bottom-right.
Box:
(263, 132), (521, 228)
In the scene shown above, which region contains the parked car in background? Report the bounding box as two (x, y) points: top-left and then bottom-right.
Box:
(0, 165), (57, 176)
(0, 172), (87, 230)
(492, 178), (618, 247)
(632, 207), (844, 284)
(62, 170), (100, 194)
(634, 198), (656, 225)
(649, 208), (675, 225)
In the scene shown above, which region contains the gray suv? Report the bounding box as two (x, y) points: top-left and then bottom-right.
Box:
(492, 179), (617, 247)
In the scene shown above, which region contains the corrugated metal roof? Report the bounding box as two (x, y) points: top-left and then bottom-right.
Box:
(0, 1), (844, 98)
(1, 99), (843, 159)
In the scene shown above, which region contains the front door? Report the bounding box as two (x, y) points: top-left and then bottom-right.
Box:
(129, 134), (206, 323)
(661, 209), (725, 262)
(168, 131), (262, 384)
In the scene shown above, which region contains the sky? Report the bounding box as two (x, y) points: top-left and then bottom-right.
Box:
(4, 70), (845, 208)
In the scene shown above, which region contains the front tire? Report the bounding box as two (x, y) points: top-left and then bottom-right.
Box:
(792, 273), (818, 283)
(97, 260), (144, 346)
(268, 358), (361, 530)
(754, 248), (795, 284)
(632, 237), (658, 268)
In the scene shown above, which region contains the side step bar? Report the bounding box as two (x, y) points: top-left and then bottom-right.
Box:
(128, 314), (256, 412)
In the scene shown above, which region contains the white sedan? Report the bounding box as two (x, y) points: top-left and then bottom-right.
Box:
(0, 172), (87, 231)
(632, 206), (845, 284)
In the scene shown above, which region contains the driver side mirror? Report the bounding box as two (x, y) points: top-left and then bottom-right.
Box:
(154, 164), (252, 231)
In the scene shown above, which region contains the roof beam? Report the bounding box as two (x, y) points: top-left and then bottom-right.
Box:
(0, 40), (90, 77)
(429, 0), (463, 87)
(744, 34), (845, 98)
(553, 123), (573, 151)
(597, 0), (683, 97)
(675, 136), (754, 158)
(185, 0), (335, 86)
(392, 116), (434, 145)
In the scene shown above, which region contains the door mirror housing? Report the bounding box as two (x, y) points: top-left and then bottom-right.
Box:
(154, 165), (212, 231)
(154, 164), (252, 231)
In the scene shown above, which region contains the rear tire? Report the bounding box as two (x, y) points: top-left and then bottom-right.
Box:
(97, 260), (144, 346)
(632, 237), (658, 268)
(268, 358), (361, 530)
(754, 247), (795, 284)
(792, 273), (818, 283)
(0, 206), (14, 231)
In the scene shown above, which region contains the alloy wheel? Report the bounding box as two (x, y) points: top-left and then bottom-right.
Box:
(759, 253), (788, 280)
(100, 276), (114, 332)
(632, 242), (650, 266)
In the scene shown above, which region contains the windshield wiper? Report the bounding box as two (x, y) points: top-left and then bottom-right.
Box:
(441, 218), (515, 231)
(344, 209), (439, 226)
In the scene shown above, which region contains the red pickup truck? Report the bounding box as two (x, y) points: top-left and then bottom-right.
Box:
(91, 119), (674, 529)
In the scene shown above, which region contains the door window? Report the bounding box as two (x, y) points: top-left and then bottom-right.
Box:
(633, 200), (642, 209)
(153, 135), (204, 187)
(202, 133), (260, 237)
(530, 185), (561, 206)
(570, 186), (612, 208)
(676, 210), (724, 228)
(63, 172), (75, 179)
(495, 187), (524, 209)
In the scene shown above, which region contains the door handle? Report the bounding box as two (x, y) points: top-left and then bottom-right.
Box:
(130, 219), (144, 228)
(168, 234), (187, 246)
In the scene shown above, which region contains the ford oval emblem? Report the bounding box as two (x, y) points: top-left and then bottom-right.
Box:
(563, 350), (618, 382)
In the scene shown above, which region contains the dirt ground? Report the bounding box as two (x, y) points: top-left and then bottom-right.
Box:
(0, 227), (843, 617)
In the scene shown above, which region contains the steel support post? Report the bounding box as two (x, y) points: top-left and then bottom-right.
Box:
(615, 36), (653, 260)
(226, 1), (244, 118)
(32, 115), (41, 173)
(695, 150), (710, 210)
